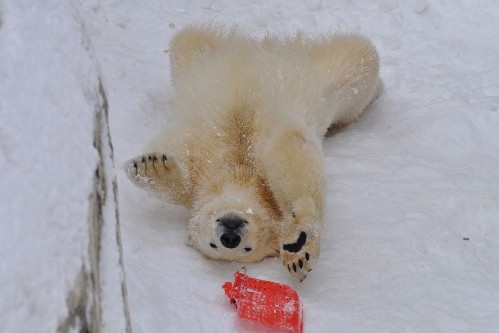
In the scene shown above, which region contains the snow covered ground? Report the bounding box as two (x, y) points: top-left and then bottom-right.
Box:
(0, 2), (101, 331)
(77, 1), (499, 332)
(1, 1), (129, 332)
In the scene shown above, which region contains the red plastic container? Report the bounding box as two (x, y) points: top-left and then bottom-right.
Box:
(223, 270), (303, 333)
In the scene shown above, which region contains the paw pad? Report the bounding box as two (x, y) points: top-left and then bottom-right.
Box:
(282, 230), (318, 282)
(282, 232), (307, 253)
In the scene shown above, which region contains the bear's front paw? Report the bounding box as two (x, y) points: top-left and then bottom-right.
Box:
(125, 153), (180, 189)
(281, 230), (320, 282)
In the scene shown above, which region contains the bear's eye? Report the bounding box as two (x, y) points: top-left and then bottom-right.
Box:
(244, 247), (252, 252)
(210, 243), (217, 249)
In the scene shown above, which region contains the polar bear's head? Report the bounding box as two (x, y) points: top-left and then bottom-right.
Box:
(187, 178), (280, 262)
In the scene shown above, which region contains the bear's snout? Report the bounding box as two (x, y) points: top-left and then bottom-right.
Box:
(218, 214), (246, 229)
(217, 213), (247, 249)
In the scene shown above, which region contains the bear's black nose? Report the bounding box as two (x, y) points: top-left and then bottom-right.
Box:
(217, 215), (246, 230)
(217, 213), (246, 248)
(220, 233), (241, 248)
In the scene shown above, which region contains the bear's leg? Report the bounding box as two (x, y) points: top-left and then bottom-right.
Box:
(261, 126), (325, 281)
(307, 34), (381, 131)
(124, 153), (185, 197)
(169, 25), (223, 86)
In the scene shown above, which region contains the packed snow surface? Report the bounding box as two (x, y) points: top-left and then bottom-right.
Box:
(0, 1), (100, 332)
(78, 0), (499, 332)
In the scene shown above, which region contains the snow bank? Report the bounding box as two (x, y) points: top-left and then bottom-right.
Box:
(0, 1), (130, 332)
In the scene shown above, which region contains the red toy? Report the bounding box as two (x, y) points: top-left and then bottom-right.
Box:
(223, 269), (304, 333)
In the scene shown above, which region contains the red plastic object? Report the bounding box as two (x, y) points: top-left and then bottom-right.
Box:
(223, 270), (303, 333)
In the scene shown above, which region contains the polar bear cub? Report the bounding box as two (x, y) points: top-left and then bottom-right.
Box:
(125, 25), (381, 281)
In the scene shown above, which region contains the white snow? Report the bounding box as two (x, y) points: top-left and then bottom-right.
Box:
(1, 1), (129, 332)
(3, 0), (495, 332)
(0, 1), (100, 332)
(283, 300), (297, 314)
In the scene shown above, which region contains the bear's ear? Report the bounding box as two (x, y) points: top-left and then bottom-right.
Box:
(169, 25), (224, 84)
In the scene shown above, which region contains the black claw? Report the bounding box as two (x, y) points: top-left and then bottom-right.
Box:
(292, 263), (297, 272)
(163, 154), (167, 162)
(141, 157), (146, 163)
(287, 265), (291, 272)
(153, 155), (158, 162)
(305, 252), (310, 261)
(308, 269), (312, 272)
(298, 259), (303, 269)
(133, 162), (137, 169)
(148, 155), (152, 161)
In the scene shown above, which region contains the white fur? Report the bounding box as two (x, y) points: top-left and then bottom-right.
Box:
(125, 25), (381, 281)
